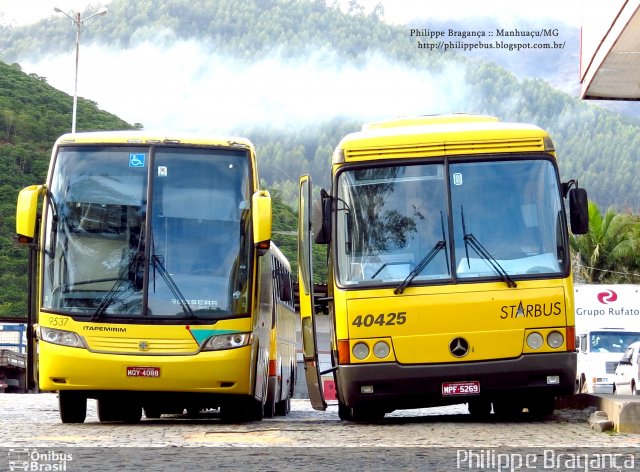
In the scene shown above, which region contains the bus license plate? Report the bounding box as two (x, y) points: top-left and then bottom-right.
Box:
(126, 366), (160, 378)
(442, 381), (480, 396)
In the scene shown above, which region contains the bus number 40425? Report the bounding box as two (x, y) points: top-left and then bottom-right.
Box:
(351, 312), (407, 327)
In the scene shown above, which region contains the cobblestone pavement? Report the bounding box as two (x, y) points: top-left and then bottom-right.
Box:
(1, 394), (638, 471)
(1, 393), (640, 447)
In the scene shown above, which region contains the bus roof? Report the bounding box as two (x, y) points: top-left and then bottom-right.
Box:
(334, 114), (553, 163)
(54, 130), (255, 149)
(362, 113), (500, 130)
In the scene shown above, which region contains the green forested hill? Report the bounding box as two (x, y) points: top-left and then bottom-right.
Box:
(2, 0), (638, 211)
(0, 61), (132, 317)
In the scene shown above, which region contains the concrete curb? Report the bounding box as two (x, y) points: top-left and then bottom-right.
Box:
(558, 393), (640, 433)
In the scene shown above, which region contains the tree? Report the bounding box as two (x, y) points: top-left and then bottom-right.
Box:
(570, 202), (639, 283)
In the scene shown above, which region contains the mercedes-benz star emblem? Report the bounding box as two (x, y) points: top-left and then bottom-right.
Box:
(449, 337), (469, 358)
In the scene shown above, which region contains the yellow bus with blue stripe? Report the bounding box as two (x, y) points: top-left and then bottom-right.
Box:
(16, 131), (297, 423)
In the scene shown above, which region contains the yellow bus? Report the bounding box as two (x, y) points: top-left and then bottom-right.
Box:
(298, 114), (589, 421)
(16, 131), (297, 423)
(264, 244), (297, 417)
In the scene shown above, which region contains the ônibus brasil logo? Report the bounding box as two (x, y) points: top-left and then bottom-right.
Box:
(597, 289), (618, 304)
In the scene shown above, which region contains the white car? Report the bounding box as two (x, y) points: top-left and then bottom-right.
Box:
(614, 341), (640, 395)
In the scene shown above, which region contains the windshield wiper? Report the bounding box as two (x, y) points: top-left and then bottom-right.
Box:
(92, 252), (143, 321)
(460, 205), (517, 288)
(150, 254), (195, 319)
(147, 228), (195, 319)
(394, 241), (446, 294)
(394, 212), (449, 295)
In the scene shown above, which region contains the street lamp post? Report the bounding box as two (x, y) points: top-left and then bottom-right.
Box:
(54, 7), (108, 133)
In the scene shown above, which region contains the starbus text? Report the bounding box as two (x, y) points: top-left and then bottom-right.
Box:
(500, 302), (562, 319)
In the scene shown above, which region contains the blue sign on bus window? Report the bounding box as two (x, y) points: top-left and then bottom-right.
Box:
(129, 153), (146, 168)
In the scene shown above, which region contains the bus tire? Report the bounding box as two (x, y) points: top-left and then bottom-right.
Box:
(338, 401), (352, 421)
(220, 404), (241, 423)
(527, 396), (555, 419)
(246, 398), (264, 421)
(97, 398), (119, 422)
(275, 396), (290, 416)
(263, 397), (276, 418)
(467, 400), (492, 418)
(351, 406), (385, 422)
(122, 403), (142, 423)
(492, 400), (523, 420)
(58, 391), (87, 424)
(221, 398), (264, 422)
(143, 405), (162, 419)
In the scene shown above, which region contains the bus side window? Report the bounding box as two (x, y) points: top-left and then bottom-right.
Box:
(278, 271), (292, 303)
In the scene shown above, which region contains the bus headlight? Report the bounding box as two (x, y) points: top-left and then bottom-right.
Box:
(39, 327), (86, 348)
(352, 342), (369, 360)
(526, 332), (544, 350)
(373, 341), (390, 359)
(203, 333), (252, 351)
(547, 331), (564, 349)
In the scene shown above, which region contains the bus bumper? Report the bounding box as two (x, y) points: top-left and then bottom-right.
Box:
(336, 352), (576, 410)
(38, 342), (254, 395)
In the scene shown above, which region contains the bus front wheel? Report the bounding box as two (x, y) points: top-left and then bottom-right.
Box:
(338, 401), (384, 422)
(338, 400), (352, 421)
(221, 398), (264, 422)
(58, 391), (87, 424)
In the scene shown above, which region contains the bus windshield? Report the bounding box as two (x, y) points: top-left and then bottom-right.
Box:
(589, 331), (640, 354)
(42, 145), (252, 320)
(335, 157), (568, 288)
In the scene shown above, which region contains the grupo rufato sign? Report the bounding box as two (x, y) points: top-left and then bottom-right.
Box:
(574, 284), (640, 329)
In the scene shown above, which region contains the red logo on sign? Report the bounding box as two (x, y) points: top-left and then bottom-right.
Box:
(597, 290), (618, 304)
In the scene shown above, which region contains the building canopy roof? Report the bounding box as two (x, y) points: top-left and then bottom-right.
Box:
(581, 0), (640, 100)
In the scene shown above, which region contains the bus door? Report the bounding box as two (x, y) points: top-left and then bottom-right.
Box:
(16, 184), (45, 391)
(298, 175), (326, 411)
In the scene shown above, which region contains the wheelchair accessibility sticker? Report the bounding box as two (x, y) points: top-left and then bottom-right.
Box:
(129, 153), (146, 168)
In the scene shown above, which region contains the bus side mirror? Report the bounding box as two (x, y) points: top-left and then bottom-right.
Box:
(314, 188), (331, 244)
(252, 190), (272, 256)
(569, 187), (588, 235)
(575, 336), (580, 350)
(16, 185), (44, 244)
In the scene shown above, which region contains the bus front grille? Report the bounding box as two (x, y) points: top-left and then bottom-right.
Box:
(85, 336), (198, 355)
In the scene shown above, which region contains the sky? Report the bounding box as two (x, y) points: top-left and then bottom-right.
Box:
(0, 0), (586, 133)
(0, 0), (584, 27)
